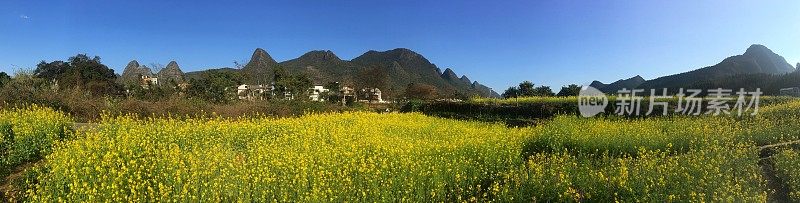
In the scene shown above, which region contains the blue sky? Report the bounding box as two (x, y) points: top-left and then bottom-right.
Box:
(1, 0), (798, 91)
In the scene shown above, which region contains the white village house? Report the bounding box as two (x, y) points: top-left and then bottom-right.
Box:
(141, 75), (158, 88)
(236, 84), (273, 100)
(308, 85), (329, 102)
(358, 88), (384, 103)
(235, 84), (333, 102)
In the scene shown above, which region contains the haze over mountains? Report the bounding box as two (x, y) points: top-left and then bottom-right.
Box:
(591, 44), (798, 94)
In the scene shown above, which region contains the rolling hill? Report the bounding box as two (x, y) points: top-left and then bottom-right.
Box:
(636, 44), (795, 90)
(591, 44), (797, 94)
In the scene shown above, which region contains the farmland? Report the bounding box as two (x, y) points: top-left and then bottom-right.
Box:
(2, 98), (800, 202)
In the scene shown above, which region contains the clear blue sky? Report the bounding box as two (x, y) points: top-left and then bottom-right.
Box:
(1, 0), (798, 91)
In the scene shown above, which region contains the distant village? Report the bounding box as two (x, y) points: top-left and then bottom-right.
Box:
(120, 60), (386, 103)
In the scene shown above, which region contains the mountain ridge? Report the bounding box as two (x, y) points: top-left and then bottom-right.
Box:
(590, 75), (646, 93)
(181, 48), (499, 98)
(636, 44), (795, 90)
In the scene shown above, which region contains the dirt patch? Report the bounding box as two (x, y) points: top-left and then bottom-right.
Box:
(758, 141), (800, 203)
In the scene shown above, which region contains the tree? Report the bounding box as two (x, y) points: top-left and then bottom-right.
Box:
(556, 84), (582, 97)
(502, 87), (520, 98)
(518, 81), (535, 96)
(33, 60), (68, 80)
(286, 73), (312, 100)
(404, 83), (437, 100)
(324, 81), (342, 103)
(272, 67), (312, 100)
(186, 70), (242, 103)
(503, 81), (558, 98)
(0, 72), (10, 87)
(34, 54), (121, 96)
(0, 69), (51, 104)
(533, 86), (555, 96)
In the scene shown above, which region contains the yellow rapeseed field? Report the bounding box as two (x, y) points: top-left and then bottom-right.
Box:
(0, 105), (72, 173)
(26, 112), (532, 202)
(6, 99), (800, 202)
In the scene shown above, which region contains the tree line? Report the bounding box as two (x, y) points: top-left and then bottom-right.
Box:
(2, 54), (459, 105)
(502, 81), (582, 98)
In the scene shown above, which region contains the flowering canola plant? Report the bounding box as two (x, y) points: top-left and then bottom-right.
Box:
(12, 99), (800, 202)
(26, 112), (530, 202)
(774, 149), (800, 201)
(0, 105), (72, 174)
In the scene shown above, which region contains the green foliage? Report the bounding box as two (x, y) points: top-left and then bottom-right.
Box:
(533, 86), (554, 96)
(34, 54), (122, 96)
(503, 81), (555, 98)
(501, 87), (520, 98)
(272, 67), (313, 100)
(557, 84), (582, 96)
(0, 72), (11, 87)
(125, 83), (180, 102)
(187, 69), (243, 104)
(518, 81), (535, 96)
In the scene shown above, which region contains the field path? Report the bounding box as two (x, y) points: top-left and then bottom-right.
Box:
(759, 140), (800, 203)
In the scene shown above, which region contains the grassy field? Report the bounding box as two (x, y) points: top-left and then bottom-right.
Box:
(2, 98), (800, 201)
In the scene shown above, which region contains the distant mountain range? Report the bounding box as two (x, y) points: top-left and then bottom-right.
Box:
(591, 44), (798, 94)
(119, 44), (796, 98)
(184, 48), (500, 98)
